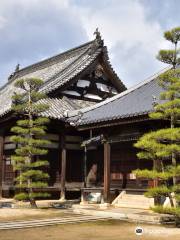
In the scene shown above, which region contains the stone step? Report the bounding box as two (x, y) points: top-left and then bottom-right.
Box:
(114, 193), (154, 209)
(118, 196), (153, 201)
(117, 201), (151, 207)
(119, 194), (153, 200)
(119, 198), (151, 203)
(118, 200), (153, 205)
(114, 203), (151, 209)
(117, 198), (153, 203)
(0, 215), (110, 230)
(121, 195), (149, 199)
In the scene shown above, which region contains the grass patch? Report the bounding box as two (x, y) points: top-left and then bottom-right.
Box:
(151, 205), (180, 216)
(151, 205), (180, 226)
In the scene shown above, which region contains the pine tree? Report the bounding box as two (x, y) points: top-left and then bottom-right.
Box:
(134, 27), (180, 207)
(11, 78), (50, 208)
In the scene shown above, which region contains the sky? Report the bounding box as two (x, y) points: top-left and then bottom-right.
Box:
(0, 0), (179, 88)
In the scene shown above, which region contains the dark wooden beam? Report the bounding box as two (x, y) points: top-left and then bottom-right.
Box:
(77, 116), (151, 131)
(103, 141), (111, 203)
(60, 133), (66, 200)
(84, 146), (87, 187)
(0, 136), (4, 198)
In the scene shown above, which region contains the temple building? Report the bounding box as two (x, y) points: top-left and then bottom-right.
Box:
(0, 31), (170, 203)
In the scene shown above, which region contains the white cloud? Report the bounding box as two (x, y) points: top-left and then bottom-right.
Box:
(0, 16), (7, 29)
(0, 0), (178, 87)
(0, 0), (87, 84)
(70, 0), (169, 86)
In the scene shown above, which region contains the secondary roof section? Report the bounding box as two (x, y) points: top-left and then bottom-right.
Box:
(68, 67), (170, 128)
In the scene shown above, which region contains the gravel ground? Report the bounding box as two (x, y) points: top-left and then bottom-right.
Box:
(0, 220), (179, 240)
(0, 208), (73, 221)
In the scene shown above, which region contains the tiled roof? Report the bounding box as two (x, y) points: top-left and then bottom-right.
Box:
(39, 98), (77, 120)
(68, 67), (170, 126)
(0, 38), (125, 118)
(39, 45), (102, 94)
(39, 97), (97, 120)
(8, 41), (95, 83)
(70, 99), (95, 109)
(0, 95), (80, 120)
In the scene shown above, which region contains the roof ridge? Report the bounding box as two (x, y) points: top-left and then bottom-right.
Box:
(102, 46), (126, 91)
(40, 42), (99, 92)
(8, 40), (95, 82)
(68, 65), (171, 118)
(0, 80), (10, 92)
(0, 40), (95, 92)
(42, 48), (102, 94)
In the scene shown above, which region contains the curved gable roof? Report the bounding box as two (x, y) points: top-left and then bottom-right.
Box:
(0, 38), (125, 118)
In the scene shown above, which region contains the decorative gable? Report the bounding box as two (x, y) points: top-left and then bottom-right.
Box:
(61, 63), (119, 102)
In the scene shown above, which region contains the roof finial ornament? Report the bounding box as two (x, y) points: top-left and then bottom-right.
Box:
(15, 63), (20, 72)
(93, 27), (103, 46)
(94, 28), (101, 40)
(8, 63), (20, 82)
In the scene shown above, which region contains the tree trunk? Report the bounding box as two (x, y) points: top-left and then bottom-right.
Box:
(171, 116), (177, 185)
(28, 87), (37, 208)
(28, 178), (37, 208)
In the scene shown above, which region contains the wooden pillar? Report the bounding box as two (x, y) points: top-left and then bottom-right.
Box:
(0, 136), (4, 198)
(103, 141), (111, 203)
(60, 134), (66, 201)
(84, 145), (87, 188)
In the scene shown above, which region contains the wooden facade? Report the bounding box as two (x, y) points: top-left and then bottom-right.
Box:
(0, 117), (162, 200)
(0, 32), (172, 202)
